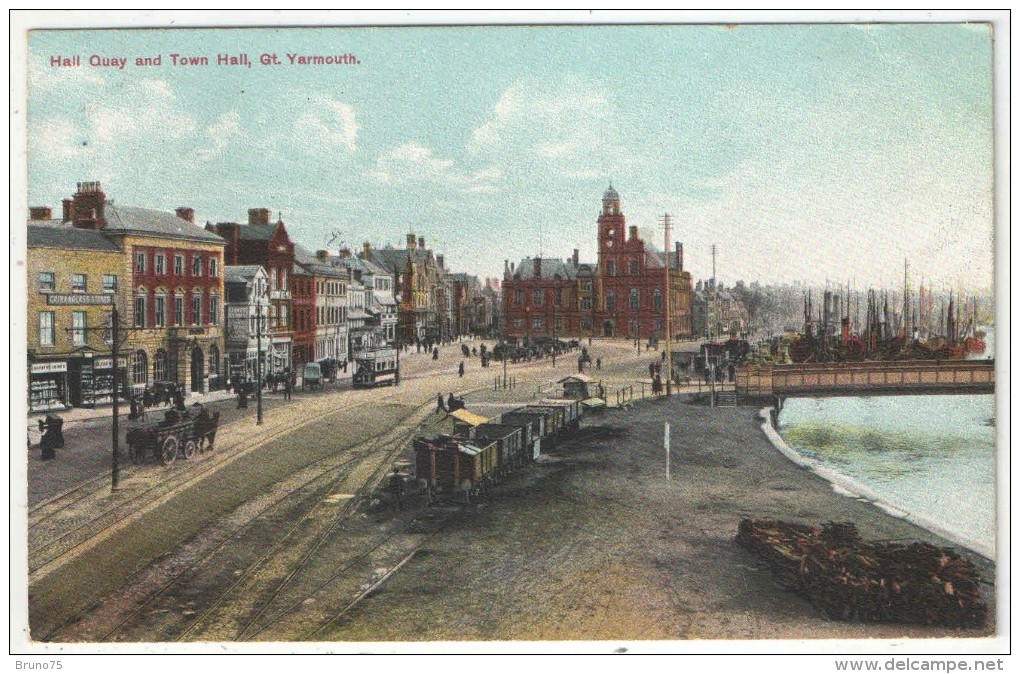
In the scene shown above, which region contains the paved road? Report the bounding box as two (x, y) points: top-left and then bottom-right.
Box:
(25, 338), (652, 641)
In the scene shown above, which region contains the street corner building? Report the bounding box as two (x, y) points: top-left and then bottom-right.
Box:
(26, 182), (227, 413)
(501, 186), (694, 342)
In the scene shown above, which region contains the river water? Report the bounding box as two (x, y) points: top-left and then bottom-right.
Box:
(778, 393), (996, 556)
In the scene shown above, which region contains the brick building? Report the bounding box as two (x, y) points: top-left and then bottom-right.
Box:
(36, 183), (228, 399)
(207, 209), (294, 376)
(27, 208), (127, 412)
(502, 186), (693, 341)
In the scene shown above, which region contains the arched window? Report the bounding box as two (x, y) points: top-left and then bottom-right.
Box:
(653, 289), (663, 311)
(153, 349), (168, 381)
(131, 350), (148, 386)
(630, 289), (640, 311)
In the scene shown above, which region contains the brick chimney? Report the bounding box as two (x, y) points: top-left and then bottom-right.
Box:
(676, 242), (684, 271)
(363, 242), (372, 261)
(316, 250), (329, 262)
(62, 199), (75, 222)
(573, 249), (579, 266)
(71, 181), (106, 229)
(248, 208), (271, 226)
(418, 236), (425, 249)
(175, 207), (195, 223)
(406, 233), (416, 249)
(629, 225), (638, 242)
(339, 248), (352, 259)
(29, 206), (52, 220)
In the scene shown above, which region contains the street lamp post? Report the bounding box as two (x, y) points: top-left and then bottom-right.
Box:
(256, 300), (264, 425)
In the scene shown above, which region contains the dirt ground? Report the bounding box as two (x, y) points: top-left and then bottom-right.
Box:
(322, 397), (996, 643)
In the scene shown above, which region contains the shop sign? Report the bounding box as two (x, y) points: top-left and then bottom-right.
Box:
(94, 358), (113, 369)
(47, 293), (113, 306)
(31, 362), (68, 374)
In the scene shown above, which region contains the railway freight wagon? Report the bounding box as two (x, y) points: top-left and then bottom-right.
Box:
(498, 410), (546, 460)
(471, 423), (525, 477)
(525, 405), (567, 450)
(536, 398), (582, 432)
(414, 435), (499, 502)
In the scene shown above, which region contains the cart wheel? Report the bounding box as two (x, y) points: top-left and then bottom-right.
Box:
(160, 435), (179, 465)
(183, 439), (197, 460)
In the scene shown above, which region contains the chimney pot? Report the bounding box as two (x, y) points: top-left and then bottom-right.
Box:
(629, 225), (638, 241)
(62, 199), (74, 222)
(175, 207), (195, 223)
(72, 180), (106, 229)
(676, 242), (684, 271)
(418, 236), (425, 249)
(316, 250), (329, 262)
(363, 242), (372, 260)
(406, 233), (416, 250)
(29, 206), (52, 220)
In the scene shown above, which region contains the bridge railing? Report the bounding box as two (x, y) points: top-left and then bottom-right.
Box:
(738, 360), (994, 395)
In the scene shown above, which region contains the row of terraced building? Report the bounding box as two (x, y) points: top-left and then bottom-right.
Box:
(26, 182), (500, 413)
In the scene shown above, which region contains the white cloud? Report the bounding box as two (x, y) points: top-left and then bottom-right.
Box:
(29, 77), (199, 190)
(292, 95), (358, 156)
(369, 142), (500, 194)
(468, 78), (619, 179)
(196, 111), (246, 161)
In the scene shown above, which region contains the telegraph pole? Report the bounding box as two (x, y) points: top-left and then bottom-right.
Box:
(111, 304), (121, 490)
(659, 213), (673, 396)
(256, 300), (264, 425)
(76, 300), (139, 492)
(710, 243), (718, 408)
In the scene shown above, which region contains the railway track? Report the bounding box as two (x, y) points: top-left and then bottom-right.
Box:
(27, 388), (397, 582)
(29, 350), (615, 642)
(43, 383), (485, 642)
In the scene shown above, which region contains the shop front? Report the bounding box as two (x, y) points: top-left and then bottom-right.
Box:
(29, 360), (70, 413)
(68, 355), (129, 408)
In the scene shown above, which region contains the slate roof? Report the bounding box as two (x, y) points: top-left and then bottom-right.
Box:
(511, 258), (583, 281)
(294, 245), (346, 278)
(368, 246), (435, 275)
(224, 265), (265, 284)
(103, 205), (225, 243)
(27, 221), (122, 252)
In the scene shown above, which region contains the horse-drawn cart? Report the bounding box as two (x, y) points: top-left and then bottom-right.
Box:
(126, 410), (220, 465)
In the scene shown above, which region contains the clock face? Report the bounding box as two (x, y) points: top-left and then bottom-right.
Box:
(607, 229), (615, 237)
(606, 240), (614, 248)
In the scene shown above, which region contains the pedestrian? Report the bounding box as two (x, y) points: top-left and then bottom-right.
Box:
(38, 414), (64, 460)
(649, 362), (656, 379)
(458, 361), (465, 378)
(237, 383), (249, 409)
(284, 374), (293, 401)
(652, 374), (662, 395)
(596, 357), (601, 371)
(432, 348), (439, 361)
(437, 393), (447, 414)
(728, 364), (736, 382)
(578, 357), (584, 374)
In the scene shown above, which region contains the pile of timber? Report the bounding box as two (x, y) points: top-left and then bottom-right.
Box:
(736, 519), (986, 627)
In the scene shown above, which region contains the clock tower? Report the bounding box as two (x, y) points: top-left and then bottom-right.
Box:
(598, 184), (625, 274)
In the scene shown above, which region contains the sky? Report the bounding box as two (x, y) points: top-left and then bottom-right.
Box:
(25, 21), (995, 291)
